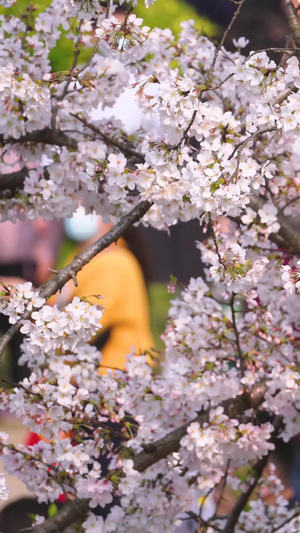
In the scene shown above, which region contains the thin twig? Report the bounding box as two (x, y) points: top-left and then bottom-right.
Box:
(244, 329), (291, 364)
(245, 47), (300, 63)
(70, 113), (144, 160)
(0, 377), (43, 399)
(168, 0), (246, 152)
(228, 127), (278, 161)
(280, 194), (300, 214)
(170, 109), (197, 150)
(209, 214), (226, 268)
(204, 0), (247, 86)
(75, 37), (100, 77)
(271, 512), (300, 533)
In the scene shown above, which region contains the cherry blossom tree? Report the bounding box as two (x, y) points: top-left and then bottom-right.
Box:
(1, 0), (300, 531)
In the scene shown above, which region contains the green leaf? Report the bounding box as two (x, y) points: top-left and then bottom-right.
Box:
(48, 503), (58, 518)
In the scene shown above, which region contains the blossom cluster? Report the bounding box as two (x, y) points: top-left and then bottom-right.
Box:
(0, 472), (9, 501)
(0, 282), (45, 324)
(19, 295), (103, 369)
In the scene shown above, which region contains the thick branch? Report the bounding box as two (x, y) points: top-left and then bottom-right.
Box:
(132, 388), (266, 472)
(31, 498), (89, 533)
(249, 193), (300, 255)
(282, 0), (300, 49)
(0, 130), (77, 150)
(0, 199), (152, 358)
(0, 167), (28, 191)
(0, 118), (144, 193)
(0, 124), (143, 160)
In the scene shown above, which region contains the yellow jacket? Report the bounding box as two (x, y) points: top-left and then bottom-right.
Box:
(71, 243), (154, 371)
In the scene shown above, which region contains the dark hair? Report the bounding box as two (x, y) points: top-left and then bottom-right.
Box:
(122, 225), (152, 285)
(0, 497), (63, 533)
(271, 437), (298, 482)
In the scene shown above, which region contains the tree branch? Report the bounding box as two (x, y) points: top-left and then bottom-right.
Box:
(0, 167), (28, 192)
(0, 130), (77, 150)
(31, 498), (89, 533)
(70, 113), (144, 161)
(222, 454), (269, 533)
(0, 199), (152, 358)
(249, 193), (300, 255)
(282, 0), (300, 49)
(204, 0), (247, 85)
(132, 388), (267, 472)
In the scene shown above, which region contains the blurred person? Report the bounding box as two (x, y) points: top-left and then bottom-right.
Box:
(0, 218), (63, 287)
(63, 210), (154, 516)
(25, 208), (154, 518)
(62, 207), (154, 372)
(0, 218), (63, 383)
(0, 147), (64, 383)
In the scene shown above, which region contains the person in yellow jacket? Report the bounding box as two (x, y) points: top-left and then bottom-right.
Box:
(63, 207), (154, 372)
(21, 209), (154, 518)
